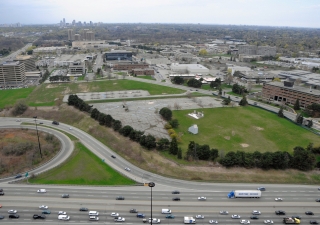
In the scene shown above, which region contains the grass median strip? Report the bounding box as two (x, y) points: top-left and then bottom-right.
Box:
(29, 142), (136, 185)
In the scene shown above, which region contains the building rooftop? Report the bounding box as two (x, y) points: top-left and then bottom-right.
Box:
(15, 55), (33, 60)
(1, 61), (20, 66)
(266, 82), (320, 96)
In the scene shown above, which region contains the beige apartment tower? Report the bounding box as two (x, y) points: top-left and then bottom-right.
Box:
(0, 61), (26, 87)
(68, 29), (75, 41)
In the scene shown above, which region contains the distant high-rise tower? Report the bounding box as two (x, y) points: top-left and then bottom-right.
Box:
(68, 29), (74, 41)
(90, 21), (93, 26)
(63, 18), (66, 26)
(72, 20), (76, 26)
(81, 29), (90, 40)
(74, 34), (81, 41)
(86, 31), (95, 41)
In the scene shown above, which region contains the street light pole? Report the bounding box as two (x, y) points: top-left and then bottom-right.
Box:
(148, 182), (155, 225)
(33, 116), (42, 158)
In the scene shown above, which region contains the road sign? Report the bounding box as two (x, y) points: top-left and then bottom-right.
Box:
(25, 172), (29, 177)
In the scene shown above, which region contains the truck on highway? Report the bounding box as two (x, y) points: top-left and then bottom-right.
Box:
(227, 190), (261, 198)
(184, 216), (196, 224)
(283, 217), (300, 224)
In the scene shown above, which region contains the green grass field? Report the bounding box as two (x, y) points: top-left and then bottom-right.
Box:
(173, 106), (320, 153)
(29, 142), (136, 185)
(137, 75), (156, 80)
(26, 80), (185, 106)
(0, 87), (35, 108)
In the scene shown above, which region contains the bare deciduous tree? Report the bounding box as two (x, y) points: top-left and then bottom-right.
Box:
(174, 102), (182, 110)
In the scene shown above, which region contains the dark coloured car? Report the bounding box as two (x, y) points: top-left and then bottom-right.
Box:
(250, 216), (259, 220)
(0, 192), (4, 196)
(9, 214), (19, 219)
(166, 214), (175, 219)
(275, 210), (286, 215)
(306, 211), (314, 215)
(0, 189), (3, 192)
(39, 122), (43, 124)
(310, 221), (319, 224)
(130, 209), (138, 213)
(116, 196), (125, 200)
(316, 199), (320, 202)
(80, 207), (88, 211)
(172, 197), (180, 201)
(42, 210), (51, 214)
(257, 187), (266, 191)
(172, 190), (180, 194)
(137, 213), (145, 218)
(61, 194), (69, 198)
(33, 214), (46, 219)
(15, 174), (22, 179)
(0, 215), (4, 219)
(52, 121), (59, 125)
(111, 155), (116, 159)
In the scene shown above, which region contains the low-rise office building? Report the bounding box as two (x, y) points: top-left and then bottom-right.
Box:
(69, 61), (85, 75)
(113, 63), (149, 71)
(132, 68), (155, 76)
(14, 55), (36, 71)
(105, 50), (132, 61)
(0, 61), (26, 86)
(170, 63), (209, 75)
(261, 81), (320, 107)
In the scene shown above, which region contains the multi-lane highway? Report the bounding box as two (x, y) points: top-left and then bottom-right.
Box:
(0, 116), (319, 224)
(0, 184), (319, 224)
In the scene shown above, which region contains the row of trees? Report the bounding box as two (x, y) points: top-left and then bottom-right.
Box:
(49, 75), (70, 82)
(39, 69), (50, 84)
(68, 94), (92, 112)
(220, 145), (317, 171)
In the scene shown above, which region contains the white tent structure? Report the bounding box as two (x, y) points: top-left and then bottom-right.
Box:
(188, 124), (198, 134)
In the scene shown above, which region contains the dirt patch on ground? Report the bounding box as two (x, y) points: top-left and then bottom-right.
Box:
(78, 83), (90, 92)
(224, 136), (230, 140)
(45, 84), (56, 88)
(254, 126), (264, 130)
(240, 143), (249, 147)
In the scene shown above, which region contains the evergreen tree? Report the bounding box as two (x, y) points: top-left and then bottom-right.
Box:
(293, 99), (300, 110)
(169, 137), (178, 155)
(278, 107), (284, 118)
(295, 113), (303, 125)
(239, 95), (248, 106)
(177, 148), (182, 159)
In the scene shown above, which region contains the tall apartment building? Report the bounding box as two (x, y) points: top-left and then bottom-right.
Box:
(68, 29), (75, 41)
(0, 61), (26, 86)
(85, 31), (95, 41)
(238, 45), (276, 56)
(14, 55), (36, 71)
(74, 34), (81, 41)
(261, 81), (320, 108)
(81, 29), (90, 40)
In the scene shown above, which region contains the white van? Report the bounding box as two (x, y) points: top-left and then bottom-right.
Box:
(161, 209), (171, 214)
(89, 211), (99, 216)
(37, 189), (46, 193)
(58, 215), (70, 220)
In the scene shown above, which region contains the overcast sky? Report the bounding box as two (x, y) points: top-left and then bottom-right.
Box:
(1, 0), (320, 28)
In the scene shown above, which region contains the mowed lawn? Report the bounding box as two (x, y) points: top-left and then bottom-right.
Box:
(29, 142), (136, 185)
(173, 106), (320, 153)
(26, 80), (185, 106)
(0, 87), (35, 108)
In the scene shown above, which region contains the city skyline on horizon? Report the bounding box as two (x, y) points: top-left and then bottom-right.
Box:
(1, 0), (320, 28)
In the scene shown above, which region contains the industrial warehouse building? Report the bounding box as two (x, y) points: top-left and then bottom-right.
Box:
(170, 63), (209, 75)
(261, 81), (320, 108)
(105, 50), (132, 61)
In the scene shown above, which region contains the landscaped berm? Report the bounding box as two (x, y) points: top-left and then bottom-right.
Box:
(173, 106), (320, 153)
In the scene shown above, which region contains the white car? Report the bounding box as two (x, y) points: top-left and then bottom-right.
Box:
(8, 210), (17, 214)
(264, 220), (274, 224)
(209, 220), (218, 224)
(125, 167), (131, 172)
(111, 212), (120, 217)
(39, 205), (48, 209)
(196, 215), (205, 219)
(37, 189), (46, 193)
(252, 211), (261, 215)
(58, 211), (67, 215)
(220, 211), (228, 215)
(275, 198), (283, 201)
(232, 215), (241, 219)
(240, 220), (250, 224)
(198, 196), (207, 201)
(89, 216), (99, 221)
(114, 217), (125, 222)
(149, 218), (161, 224)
